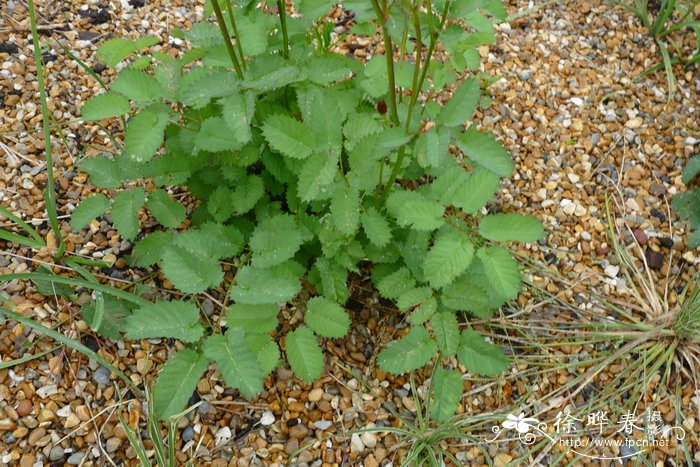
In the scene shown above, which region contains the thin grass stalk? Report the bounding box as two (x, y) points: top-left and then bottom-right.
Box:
(276, 0), (290, 58)
(27, 0), (66, 261)
(224, 0), (247, 71)
(211, 0), (244, 78)
(370, 0), (400, 126)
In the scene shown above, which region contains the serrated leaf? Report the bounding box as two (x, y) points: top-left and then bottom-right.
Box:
(476, 247), (521, 301)
(112, 188), (145, 240)
(331, 183), (360, 236)
(297, 152), (338, 202)
(457, 128), (513, 177)
(195, 222), (244, 259)
(479, 213), (543, 243)
(441, 282), (493, 318)
(97, 36), (159, 68)
(376, 267), (416, 300)
(430, 367), (463, 423)
(451, 167), (501, 214)
(313, 257), (349, 303)
(682, 156), (700, 184)
(430, 312), (460, 356)
(396, 287), (433, 312)
(221, 91), (255, 146)
(250, 214), (304, 267)
(262, 114), (314, 160)
(111, 68), (163, 103)
(227, 303), (279, 334)
(437, 77), (481, 127)
(306, 55), (353, 84)
(231, 174), (265, 215)
(361, 207), (392, 247)
(81, 93), (130, 121)
(246, 334), (280, 375)
(231, 262), (303, 304)
(423, 232), (474, 289)
(457, 329), (509, 376)
(81, 295), (131, 340)
(122, 107), (170, 162)
(152, 349), (209, 420)
(147, 189), (186, 228)
(386, 190), (444, 231)
(160, 245), (224, 294)
(204, 328), (264, 398)
(343, 113), (381, 151)
(378, 326), (437, 374)
(411, 296), (438, 324)
(285, 327), (324, 383)
(304, 297), (350, 338)
(80, 156), (123, 189)
(236, 14), (269, 56)
(70, 194), (110, 230)
(178, 68), (237, 108)
(132, 230), (173, 267)
(195, 117), (241, 152)
(124, 300), (204, 342)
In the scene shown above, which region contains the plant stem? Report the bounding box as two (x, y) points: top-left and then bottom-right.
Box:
(224, 0), (247, 71)
(28, 0), (65, 261)
(370, 0), (400, 126)
(277, 0), (290, 58)
(211, 0), (244, 78)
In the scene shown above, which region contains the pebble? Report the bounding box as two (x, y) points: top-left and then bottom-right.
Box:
(313, 420), (333, 431)
(36, 384), (58, 399)
(633, 229), (647, 245)
(93, 366), (111, 385)
(645, 249), (664, 270)
(67, 452), (86, 465)
(649, 183), (667, 196)
(350, 433), (365, 453)
(182, 425), (195, 442)
(288, 424), (309, 440)
(260, 411), (275, 426)
(518, 69), (532, 81)
(604, 265), (619, 278)
(215, 426), (232, 446)
(106, 437), (122, 453)
(15, 399), (32, 417)
(48, 446), (65, 461)
(308, 388), (324, 402)
(27, 427), (46, 446)
(360, 432), (377, 449)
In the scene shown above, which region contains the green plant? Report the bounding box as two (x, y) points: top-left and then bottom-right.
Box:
(612, 0), (699, 100)
(34, 0), (543, 420)
(672, 154), (700, 246)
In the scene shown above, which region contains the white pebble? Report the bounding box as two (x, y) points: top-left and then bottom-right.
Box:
(260, 411), (275, 426)
(604, 265), (620, 278)
(215, 427), (232, 446)
(350, 433), (365, 453)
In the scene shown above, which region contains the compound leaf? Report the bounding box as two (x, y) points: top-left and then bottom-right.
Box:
(378, 326), (437, 374)
(152, 349), (209, 420)
(285, 327), (324, 383)
(250, 214), (304, 267)
(160, 245), (224, 294)
(112, 188), (145, 240)
(226, 303), (279, 334)
(479, 213), (544, 243)
(147, 189), (186, 228)
(476, 247), (521, 301)
(304, 297), (350, 338)
(204, 328), (264, 398)
(124, 300), (204, 342)
(423, 232), (474, 289)
(262, 114), (314, 160)
(430, 367), (463, 423)
(81, 93), (130, 121)
(70, 194), (110, 231)
(457, 329), (509, 376)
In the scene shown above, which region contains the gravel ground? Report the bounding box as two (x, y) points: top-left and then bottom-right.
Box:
(1, 0), (699, 465)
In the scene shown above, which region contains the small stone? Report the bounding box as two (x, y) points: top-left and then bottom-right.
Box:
(649, 183), (667, 196)
(27, 427), (46, 446)
(182, 425), (195, 442)
(106, 437), (122, 453)
(64, 414), (80, 429)
(15, 399), (32, 417)
(260, 411), (275, 426)
(645, 249), (664, 270)
(3, 432), (16, 444)
(567, 173), (580, 183)
(289, 424), (309, 440)
(215, 426), (232, 446)
(604, 265), (619, 278)
(93, 367), (111, 385)
(518, 69), (532, 81)
(625, 117), (643, 129)
(633, 229), (647, 245)
(313, 420), (332, 431)
(660, 237), (674, 248)
(364, 454), (379, 467)
(650, 208), (667, 222)
(360, 432), (377, 449)
(67, 452), (86, 465)
(350, 433), (365, 453)
(36, 384), (58, 399)
(401, 396), (417, 412)
(284, 439), (299, 455)
(308, 388), (324, 402)
(75, 405), (91, 421)
(49, 446), (65, 461)
(495, 453), (513, 467)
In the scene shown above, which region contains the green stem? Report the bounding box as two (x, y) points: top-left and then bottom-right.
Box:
(28, 0), (65, 261)
(225, 0), (247, 71)
(370, 0), (400, 126)
(211, 0), (244, 78)
(277, 0), (290, 58)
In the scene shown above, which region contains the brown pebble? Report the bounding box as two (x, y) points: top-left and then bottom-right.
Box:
(284, 439), (299, 455)
(16, 400), (33, 417)
(645, 249), (664, 270)
(308, 388), (324, 402)
(288, 424), (309, 440)
(28, 427), (46, 446)
(0, 419), (16, 431)
(633, 229), (648, 245)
